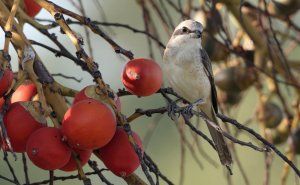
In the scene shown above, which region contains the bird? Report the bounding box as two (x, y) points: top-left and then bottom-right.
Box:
(163, 19), (233, 171)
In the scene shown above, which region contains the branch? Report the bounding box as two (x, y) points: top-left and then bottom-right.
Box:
(3, 152), (20, 185)
(217, 113), (300, 177)
(52, 73), (82, 83)
(26, 171), (99, 185)
(88, 160), (113, 185)
(144, 153), (175, 185)
(34, 0), (134, 59)
(36, 18), (166, 49)
(22, 153), (30, 185)
(29, 37), (90, 74)
(0, 174), (15, 184)
(125, 95), (300, 177)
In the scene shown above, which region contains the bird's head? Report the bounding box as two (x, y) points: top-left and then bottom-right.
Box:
(167, 19), (204, 47)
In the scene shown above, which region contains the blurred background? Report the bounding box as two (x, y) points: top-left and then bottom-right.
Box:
(0, 0), (300, 185)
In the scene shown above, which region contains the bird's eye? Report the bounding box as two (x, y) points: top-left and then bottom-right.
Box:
(182, 26), (188, 33)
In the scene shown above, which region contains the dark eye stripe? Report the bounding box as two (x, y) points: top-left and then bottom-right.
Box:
(173, 27), (190, 36)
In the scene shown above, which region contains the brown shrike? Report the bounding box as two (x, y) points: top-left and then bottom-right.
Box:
(163, 20), (233, 170)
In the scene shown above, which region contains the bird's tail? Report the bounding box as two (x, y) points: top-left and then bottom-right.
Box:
(200, 106), (233, 171)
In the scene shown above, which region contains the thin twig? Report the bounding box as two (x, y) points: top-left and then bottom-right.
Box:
(29, 38), (90, 74)
(143, 114), (163, 149)
(139, 0), (155, 59)
(224, 122), (250, 185)
(231, 144), (250, 185)
(22, 153), (30, 185)
(49, 171), (54, 185)
(0, 174), (15, 184)
(25, 171), (100, 185)
(182, 114), (216, 151)
(3, 152), (20, 185)
(217, 113), (300, 177)
(36, 1), (134, 59)
(36, 18), (166, 49)
(88, 160), (113, 185)
(165, 0), (189, 19)
(190, 121), (219, 168)
(158, 0), (175, 29)
(144, 153), (175, 185)
(77, 0), (94, 59)
(147, 0), (172, 35)
(52, 73), (82, 83)
(122, 124), (155, 185)
(179, 132), (185, 185)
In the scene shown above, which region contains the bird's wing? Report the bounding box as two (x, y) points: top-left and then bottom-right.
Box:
(200, 48), (218, 113)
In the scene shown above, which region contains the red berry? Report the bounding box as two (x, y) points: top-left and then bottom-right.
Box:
(97, 128), (144, 177)
(0, 69), (13, 97)
(24, 0), (42, 17)
(62, 99), (116, 150)
(74, 85), (121, 111)
(26, 127), (72, 170)
(60, 149), (92, 172)
(11, 80), (37, 103)
(3, 102), (45, 152)
(122, 58), (163, 96)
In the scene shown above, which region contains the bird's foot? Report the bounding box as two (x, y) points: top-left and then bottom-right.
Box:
(183, 98), (205, 116)
(167, 101), (180, 120)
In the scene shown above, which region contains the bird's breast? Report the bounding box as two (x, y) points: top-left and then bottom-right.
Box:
(163, 52), (211, 103)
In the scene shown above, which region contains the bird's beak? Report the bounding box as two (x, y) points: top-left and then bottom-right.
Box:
(190, 30), (202, 39)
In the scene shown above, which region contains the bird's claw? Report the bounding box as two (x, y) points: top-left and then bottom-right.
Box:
(183, 104), (193, 115)
(167, 101), (180, 120)
(183, 98), (205, 116)
(193, 98), (205, 106)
